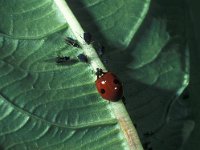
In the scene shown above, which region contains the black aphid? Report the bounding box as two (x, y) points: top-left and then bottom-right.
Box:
(97, 44), (105, 56)
(83, 32), (92, 44)
(77, 54), (88, 63)
(56, 56), (70, 64)
(64, 37), (80, 48)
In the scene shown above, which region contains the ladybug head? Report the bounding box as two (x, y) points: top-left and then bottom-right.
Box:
(95, 68), (105, 78)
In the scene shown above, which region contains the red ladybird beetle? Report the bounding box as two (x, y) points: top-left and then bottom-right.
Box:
(95, 68), (123, 101)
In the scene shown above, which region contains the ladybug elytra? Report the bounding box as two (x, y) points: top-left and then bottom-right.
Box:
(95, 68), (123, 101)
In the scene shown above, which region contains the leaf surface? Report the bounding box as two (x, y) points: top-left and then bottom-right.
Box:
(67, 0), (193, 149)
(0, 0), (150, 149)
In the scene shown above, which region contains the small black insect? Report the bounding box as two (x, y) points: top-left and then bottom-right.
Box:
(56, 56), (70, 64)
(77, 54), (88, 63)
(64, 37), (80, 48)
(83, 32), (92, 44)
(97, 44), (104, 56)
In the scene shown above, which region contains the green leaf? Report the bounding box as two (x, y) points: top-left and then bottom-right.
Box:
(182, 0), (200, 150)
(67, 0), (150, 48)
(0, 28), (132, 150)
(0, 0), (67, 39)
(0, 0), (151, 149)
(67, 0), (192, 150)
(0, 0), (192, 149)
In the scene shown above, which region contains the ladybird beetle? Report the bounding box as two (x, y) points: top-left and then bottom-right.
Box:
(95, 68), (123, 101)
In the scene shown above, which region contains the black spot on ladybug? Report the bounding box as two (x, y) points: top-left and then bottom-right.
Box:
(113, 79), (119, 84)
(83, 32), (92, 44)
(100, 89), (105, 94)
